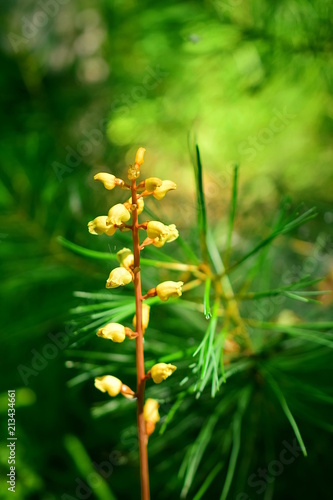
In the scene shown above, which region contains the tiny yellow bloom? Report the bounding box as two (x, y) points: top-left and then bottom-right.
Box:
(106, 267), (132, 288)
(150, 363), (177, 384)
(107, 204), (131, 226)
(133, 303), (150, 332)
(88, 216), (116, 236)
(146, 221), (179, 247)
(153, 180), (177, 200)
(128, 166), (140, 181)
(94, 375), (122, 397)
(97, 323), (126, 343)
(94, 172), (116, 190)
(144, 398), (160, 424)
(145, 177), (162, 192)
(164, 224), (179, 243)
(117, 248), (134, 270)
(146, 221), (166, 240)
(124, 197), (144, 215)
(135, 147), (146, 167)
(156, 281), (183, 301)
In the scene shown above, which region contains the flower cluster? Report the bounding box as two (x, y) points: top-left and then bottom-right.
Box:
(88, 147), (182, 438)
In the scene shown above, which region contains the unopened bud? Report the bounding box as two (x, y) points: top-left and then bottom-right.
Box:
(128, 166), (140, 181)
(133, 303), (150, 332)
(124, 197), (144, 215)
(135, 147), (146, 167)
(145, 177), (162, 192)
(117, 248), (134, 270)
(94, 172), (118, 190)
(106, 267), (132, 288)
(153, 180), (177, 200)
(88, 216), (116, 236)
(146, 221), (179, 247)
(107, 204), (131, 226)
(97, 323), (126, 343)
(94, 375), (122, 397)
(150, 363), (177, 384)
(156, 281), (183, 301)
(144, 398), (160, 424)
(146, 221), (166, 240)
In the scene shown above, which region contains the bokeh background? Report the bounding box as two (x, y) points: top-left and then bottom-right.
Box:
(0, 1), (332, 499)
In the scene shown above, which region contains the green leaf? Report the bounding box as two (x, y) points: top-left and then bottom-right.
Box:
(58, 236), (118, 261)
(180, 390), (237, 498)
(193, 462), (224, 500)
(261, 367), (307, 457)
(159, 392), (186, 436)
(225, 164), (238, 266)
(64, 434), (116, 500)
(224, 207), (317, 275)
(188, 139), (209, 264)
(59, 235), (185, 267)
(220, 385), (252, 500)
(254, 323), (333, 348)
(203, 278), (212, 319)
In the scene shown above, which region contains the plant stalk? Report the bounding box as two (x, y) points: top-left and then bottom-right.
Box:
(131, 179), (150, 500)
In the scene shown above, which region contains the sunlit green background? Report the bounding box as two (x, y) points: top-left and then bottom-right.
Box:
(1, 1), (332, 499)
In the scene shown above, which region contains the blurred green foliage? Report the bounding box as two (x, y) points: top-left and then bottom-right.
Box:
(0, 0), (332, 499)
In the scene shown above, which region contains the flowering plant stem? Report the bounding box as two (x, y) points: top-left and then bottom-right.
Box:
(131, 178), (150, 500)
(89, 149), (181, 499)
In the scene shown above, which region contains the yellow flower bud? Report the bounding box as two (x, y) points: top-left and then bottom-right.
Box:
(128, 166), (140, 181)
(144, 398), (160, 424)
(124, 197), (144, 215)
(145, 177), (162, 192)
(146, 221), (166, 240)
(94, 375), (122, 397)
(117, 248), (134, 270)
(106, 267), (132, 288)
(165, 224), (179, 243)
(146, 221), (179, 248)
(135, 147), (146, 167)
(107, 204), (131, 226)
(153, 180), (177, 200)
(97, 323), (126, 343)
(94, 172), (116, 190)
(146, 420), (156, 438)
(150, 363), (177, 384)
(156, 281), (183, 301)
(88, 216), (117, 236)
(133, 303), (150, 332)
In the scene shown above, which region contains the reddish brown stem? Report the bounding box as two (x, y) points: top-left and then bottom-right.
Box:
(139, 237), (154, 251)
(131, 179), (150, 500)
